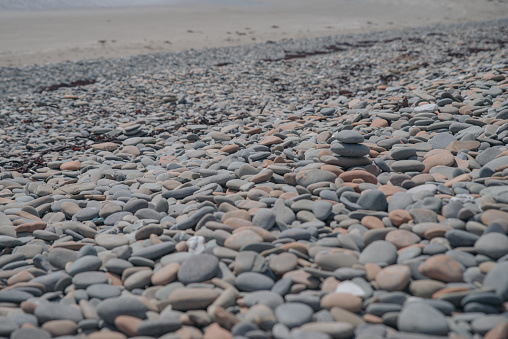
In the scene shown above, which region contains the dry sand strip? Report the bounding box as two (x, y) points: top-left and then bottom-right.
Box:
(0, 0), (508, 67)
(0, 16), (508, 339)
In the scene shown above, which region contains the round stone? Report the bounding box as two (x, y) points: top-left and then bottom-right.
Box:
(375, 265), (411, 291)
(474, 233), (508, 259)
(275, 303), (314, 328)
(177, 253), (219, 284)
(385, 229), (420, 249)
(72, 271), (108, 289)
(320, 293), (362, 313)
(359, 241), (397, 266)
(398, 302), (449, 335)
(418, 254), (463, 283)
(357, 190), (387, 211)
(252, 209), (276, 229)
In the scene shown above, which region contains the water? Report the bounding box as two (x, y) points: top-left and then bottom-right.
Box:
(0, 0), (258, 11)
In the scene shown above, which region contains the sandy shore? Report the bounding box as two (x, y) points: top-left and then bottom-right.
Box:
(1, 0), (507, 67)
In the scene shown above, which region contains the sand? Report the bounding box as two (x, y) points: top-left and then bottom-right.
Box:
(0, 0), (507, 67)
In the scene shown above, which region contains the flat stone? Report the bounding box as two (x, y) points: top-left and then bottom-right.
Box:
(95, 234), (129, 249)
(357, 190), (387, 211)
(252, 208), (276, 229)
(320, 293), (362, 313)
(483, 262), (508, 301)
(300, 322), (354, 339)
(177, 253), (219, 284)
(67, 255), (102, 276)
(275, 303), (314, 328)
(86, 284), (122, 299)
(168, 287), (220, 311)
(296, 169), (337, 187)
(359, 241), (397, 266)
(397, 301), (449, 335)
(269, 252), (298, 275)
(375, 265), (411, 291)
(34, 302), (83, 323)
(132, 242), (175, 260)
(236, 272), (274, 292)
(391, 160), (425, 172)
(418, 254), (463, 282)
(336, 130), (364, 144)
(96, 297), (147, 324)
(474, 233), (508, 259)
(331, 142), (370, 157)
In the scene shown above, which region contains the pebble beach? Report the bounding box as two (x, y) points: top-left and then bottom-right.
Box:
(1, 16), (508, 339)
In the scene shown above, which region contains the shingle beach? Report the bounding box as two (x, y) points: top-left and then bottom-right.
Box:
(1, 18), (508, 339)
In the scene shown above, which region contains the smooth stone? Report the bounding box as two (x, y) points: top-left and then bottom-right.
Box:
(132, 242), (175, 260)
(167, 287), (220, 311)
(252, 209), (276, 229)
(391, 147), (417, 160)
(313, 201), (333, 221)
(177, 253), (219, 284)
(483, 262), (508, 301)
(296, 170), (337, 187)
(331, 142), (370, 157)
(474, 233), (508, 259)
(375, 265), (411, 291)
(316, 252), (359, 271)
(137, 320), (182, 337)
(357, 190), (387, 211)
(269, 252), (298, 275)
(105, 258), (133, 275)
(95, 234), (129, 249)
(275, 302), (314, 328)
(391, 160), (425, 172)
(397, 302), (449, 335)
(48, 248), (78, 269)
(0, 290), (35, 304)
(471, 315), (508, 335)
(336, 130), (364, 144)
(300, 322), (354, 339)
(123, 199), (149, 214)
(67, 255), (102, 276)
(124, 270), (153, 290)
(418, 254), (463, 282)
(86, 284), (121, 299)
(236, 272), (274, 292)
(243, 291), (284, 310)
(96, 297), (147, 324)
(359, 241), (397, 266)
(34, 302), (84, 323)
(72, 271), (108, 289)
(11, 328), (51, 339)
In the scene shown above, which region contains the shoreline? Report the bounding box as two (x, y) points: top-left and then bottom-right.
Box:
(1, 0), (507, 68)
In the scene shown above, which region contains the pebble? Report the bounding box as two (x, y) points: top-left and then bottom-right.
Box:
(275, 303), (314, 328)
(177, 253), (219, 284)
(398, 302), (449, 335)
(0, 19), (506, 339)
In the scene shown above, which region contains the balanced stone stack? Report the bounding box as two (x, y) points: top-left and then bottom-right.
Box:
(330, 130), (372, 169)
